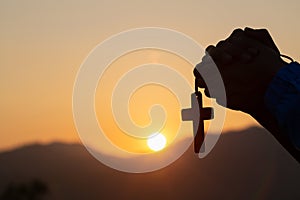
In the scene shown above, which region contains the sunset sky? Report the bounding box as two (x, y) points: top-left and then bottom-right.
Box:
(1, 0), (299, 154)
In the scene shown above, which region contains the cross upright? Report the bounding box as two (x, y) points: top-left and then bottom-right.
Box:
(181, 91), (214, 153)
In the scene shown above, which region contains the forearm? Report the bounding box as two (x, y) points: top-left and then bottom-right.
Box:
(253, 62), (300, 162)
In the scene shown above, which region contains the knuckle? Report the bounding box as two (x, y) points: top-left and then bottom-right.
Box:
(216, 40), (225, 47)
(231, 28), (244, 37)
(205, 45), (215, 53)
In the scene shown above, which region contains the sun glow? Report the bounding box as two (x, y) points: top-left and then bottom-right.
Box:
(147, 133), (167, 152)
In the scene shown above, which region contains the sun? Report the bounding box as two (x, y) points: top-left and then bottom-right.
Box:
(147, 133), (167, 152)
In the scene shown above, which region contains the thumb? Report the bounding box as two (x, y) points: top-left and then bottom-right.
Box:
(244, 27), (280, 54)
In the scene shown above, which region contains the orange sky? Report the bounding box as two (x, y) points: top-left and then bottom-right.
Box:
(0, 0), (299, 153)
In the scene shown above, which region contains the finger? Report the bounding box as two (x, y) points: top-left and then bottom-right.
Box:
(217, 40), (257, 63)
(244, 27), (277, 51)
(205, 45), (218, 57)
(194, 68), (211, 98)
(244, 27), (280, 54)
(193, 67), (207, 89)
(227, 35), (254, 49)
(228, 28), (245, 38)
(239, 52), (253, 63)
(247, 47), (259, 57)
(205, 45), (232, 64)
(216, 40), (226, 48)
(227, 28), (267, 54)
(220, 40), (244, 57)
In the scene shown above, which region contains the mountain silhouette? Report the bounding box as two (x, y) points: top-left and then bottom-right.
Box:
(0, 127), (299, 200)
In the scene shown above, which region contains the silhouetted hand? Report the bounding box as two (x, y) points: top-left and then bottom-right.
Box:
(194, 28), (287, 114)
(194, 27), (300, 162)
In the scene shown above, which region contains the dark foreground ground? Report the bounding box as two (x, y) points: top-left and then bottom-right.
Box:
(0, 127), (299, 200)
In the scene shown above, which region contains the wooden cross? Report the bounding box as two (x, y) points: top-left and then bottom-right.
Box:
(181, 91), (213, 153)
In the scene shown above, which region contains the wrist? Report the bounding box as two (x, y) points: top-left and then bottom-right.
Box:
(264, 61), (300, 121)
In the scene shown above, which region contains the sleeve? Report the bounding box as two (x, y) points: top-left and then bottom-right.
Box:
(264, 62), (300, 151)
